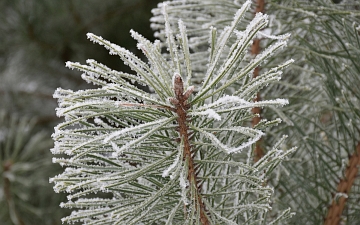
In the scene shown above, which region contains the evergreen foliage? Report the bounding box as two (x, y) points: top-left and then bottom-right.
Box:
(1, 0), (359, 224)
(51, 1), (295, 223)
(267, 1), (360, 224)
(150, 0), (360, 224)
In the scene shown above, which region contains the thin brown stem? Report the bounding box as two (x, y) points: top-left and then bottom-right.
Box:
(171, 74), (210, 224)
(324, 142), (360, 225)
(252, 0), (266, 162)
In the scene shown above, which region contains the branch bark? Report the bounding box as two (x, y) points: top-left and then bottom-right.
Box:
(171, 74), (210, 224)
(252, 0), (265, 162)
(324, 142), (360, 225)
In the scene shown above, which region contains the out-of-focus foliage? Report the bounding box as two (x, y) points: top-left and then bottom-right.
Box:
(0, 110), (65, 225)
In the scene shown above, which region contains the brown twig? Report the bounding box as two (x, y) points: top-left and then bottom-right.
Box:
(323, 142), (360, 225)
(170, 74), (210, 224)
(252, 0), (266, 162)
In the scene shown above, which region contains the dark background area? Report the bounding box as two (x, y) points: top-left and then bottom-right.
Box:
(0, 0), (161, 125)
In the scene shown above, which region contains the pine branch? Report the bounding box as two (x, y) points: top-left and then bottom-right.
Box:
(324, 142), (360, 225)
(51, 1), (295, 223)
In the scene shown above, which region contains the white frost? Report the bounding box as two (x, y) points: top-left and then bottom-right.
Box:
(162, 152), (181, 178)
(198, 109), (221, 121)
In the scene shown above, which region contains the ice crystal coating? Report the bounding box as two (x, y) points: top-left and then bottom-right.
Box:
(51, 1), (294, 224)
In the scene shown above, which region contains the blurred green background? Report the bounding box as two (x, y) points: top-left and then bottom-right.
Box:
(0, 1), (160, 224)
